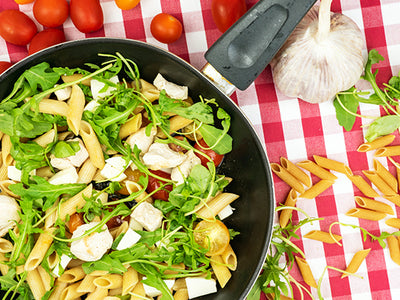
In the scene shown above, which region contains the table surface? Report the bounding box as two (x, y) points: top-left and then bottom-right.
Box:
(2, 0), (400, 299)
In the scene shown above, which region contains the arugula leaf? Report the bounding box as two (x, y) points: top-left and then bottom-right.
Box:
(52, 141), (80, 158)
(22, 62), (60, 92)
(82, 255), (127, 275)
(333, 87), (360, 131)
(365, 115), (400, 142)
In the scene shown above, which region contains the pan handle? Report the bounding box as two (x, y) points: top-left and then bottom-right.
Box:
(204, 0), (317, 92)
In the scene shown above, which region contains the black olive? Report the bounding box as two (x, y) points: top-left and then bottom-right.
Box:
(91, 180), (111, 190)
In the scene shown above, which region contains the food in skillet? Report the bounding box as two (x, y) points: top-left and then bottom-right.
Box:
(0, 53), (239, 299)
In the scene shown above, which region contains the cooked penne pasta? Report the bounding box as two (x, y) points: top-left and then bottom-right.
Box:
(174, 288), (189, 300)
(119, 113), (142, 139)
(387, 235), (400, 265)
(37, 265), (52, 291)
(122, 266), (139, 295)
(354, 196), (394, 215)
(280, 157), (311, 187)
(2, 134), (13, 167)
(93, 274), (123, 289)
(37, 99), (69, 116)
(357, 135), (395, 152)
(373, 159), (398, 193)
(270, 163), (305, 193)
(0, 238), (13, 253)
(140, 78), (160, 102)
(59, 266), (86, 283)
(78, 158), (97, 183)
(313, 155), (348, 174)
(46, 251), (59, 269)
(279, 189), (297, 228)
(303, 230), (342, 244)
(196, 193), (239, 220)
(362, 170), (396, 195)
(77, 274), (97, 293)
(36, 166), (54, 179)
(375, 145), (400, 157)
(341, 248), (371, 278)
(211, 255), (231, 288)
(48, 280), (68, 300)
(0, 180), (19, 198)
(297, 160), (337, 181)
(0, 164), (7, 181)
(33, 129), (56, 147)
(221, 244), (237, 271)
(80, 120), (105, 169)
(25, 227), (55, 271)
(345, 208), (386, 221)
(294, 256), (317, 288)
(385, 218), (400, 229)
(59, 184), (93, 221)
(130, 281), (146, 300)
(157, 115), (193, 138)
(67, 84), (85, 135)
(58, 131), (75, 141)
(86, 287), (108, 300)
(0, 253), (9, 275)
(346, 173), (380, 198)
(125, 180), (152, 203)
(60, 281), (86, 300)
(27, 268), (46, 300)
(300, 179), (334, 199)
(61, 74), (91, 86)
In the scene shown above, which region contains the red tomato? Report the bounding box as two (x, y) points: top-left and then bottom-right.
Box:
(115, 0), (140, 10)
(211, 0), (247, 33)
(33, 0), (69, 28)
(146, 170), (173, 201)
(194, 139), (224, 167)
(150, 13), (182, 44)
(70, 0), (104, 33)
(67, 213), (84, 233)
(0, 10), (37, 46)
(28, 29), (66, 55)
(0, 62), (12, 74)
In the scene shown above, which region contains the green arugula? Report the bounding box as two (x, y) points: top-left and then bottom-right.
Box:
(51, 140), (80, 158)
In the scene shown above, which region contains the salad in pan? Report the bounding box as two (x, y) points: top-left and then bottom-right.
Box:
(0, 53), (240, 300)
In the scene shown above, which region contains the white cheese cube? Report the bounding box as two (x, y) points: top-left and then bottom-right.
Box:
(143, 143), (186, 170)
(52, 254), (72, 277)
(131, 202), (163, 232)
(116, 228), (142, 251)
(91, 75), (119, 100)
(48, 167), (79, 185)
(129, 217), (143, 231)
(126, 127), (157, 154)
(100, 156), (131, 182)
(8, 166), (36, 182)
(142, 279), (175, 297)
(171, 150), (201, 185)
(153, 73), (188, 100)
(185, 277), (217, 299)
(54, 85), (72, 101)
(50, 156), (74, 170)
(218, 205), (234, 220)
(84, 100), (100, 112)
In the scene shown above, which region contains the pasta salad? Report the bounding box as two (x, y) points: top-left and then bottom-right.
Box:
(0, 53), (240, 300)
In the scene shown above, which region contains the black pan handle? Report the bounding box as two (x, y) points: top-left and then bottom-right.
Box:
(204, 0), (317, 91)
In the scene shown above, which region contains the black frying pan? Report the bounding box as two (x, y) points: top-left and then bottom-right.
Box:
(0, 0), (316, 298)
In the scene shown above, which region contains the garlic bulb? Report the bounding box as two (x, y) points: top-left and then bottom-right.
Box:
(271, 0), (365, 103)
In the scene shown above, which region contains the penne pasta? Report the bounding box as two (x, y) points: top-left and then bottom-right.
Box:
(362, 170), (396, 195)
(78, 158), (97, 183)
(80, 120), (105, 169)
(211, 255), (231, 288)
(93, 274), (123, 289)
(60, 281), (86, 300)
(139, 78), (160, 102)
(36, 166), (54, 179)
(48, 280), (68, 300)
(59, 184), (93, 221)
(303, 230), (342, 244)
(387, 235), (400, 265)
(25, 227), (55, 271)
(0, 253), (9, 275)
(59, 266), (86, 283)
(0, 238), (13, 253)
(157, 115), (193, 138)
(375, 145), (400, 157)
(300, 179), (334, 199)
(129, 281), (146, 300)
(61, 74), (91, 86)
(297, 160), (337, 181)
(119, 113), (142, 139)
(27, 268), (46, 300)
(46, 251), (59, 270)
(341, 248), (371, 278)
(37, 99), (69, 116)
(0, 164), (7, 181)
(385, 218), (400, 229)
(196, 193), (239, 220)
(86, 287), (108, 300)
(294, 256), (317, 288)
(122, 266), (139, 295)
(346, 173), (380, 198)
(2, 134), (13, 167)
(270, 163), (305, 193)
(33, 129), (56, 147)
(279, 189), (297, 228)
(0, 180), (19, 198)
(67, 84), (85, 135)
(173, 278), (187, 291)
(77, 274), (97, 293)
(280, 157), (311, 187)
(384, 194), (400, 208)
(313, 155), (348, 174)
(373, 159), (398, 193)
(220, 244), (237, 271)
(345, 208), (386, 221)
(357, 134), (395, 152)
(37, 265), (52, 291)
(174, 288), (189, 300)
(354, 196), (394, 215)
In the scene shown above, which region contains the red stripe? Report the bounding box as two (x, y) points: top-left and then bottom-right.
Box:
(122, 4), (146, 42)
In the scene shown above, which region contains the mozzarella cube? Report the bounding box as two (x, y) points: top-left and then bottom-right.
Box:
(100, 156), (130, 182)
(126, 127), (157, 154)
(50, 156), (74, 170)
(171, 150), (201, 185)
(91, 75), (119, 100)
(153, 73), (188, 100)
(52, 254), (72, 277)
(185, 277), (217, 299)
(84, 100), (100, 112)
(54, 85), (72, 101)
(8, 166), (36, 182)
(116, 228), (142, 251)
(129, 217), (143, 231)
(218, 205), (234, 220)
(143, 143), (186, 170)
(143, 279), (175, 297)
(48, 167), (79, 185)
(131, 202), (163, 232)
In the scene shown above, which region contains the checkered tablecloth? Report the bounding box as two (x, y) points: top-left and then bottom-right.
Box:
(2, 0), (400, 299)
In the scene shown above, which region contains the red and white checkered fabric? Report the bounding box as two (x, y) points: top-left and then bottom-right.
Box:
(2, 0), (400, 299)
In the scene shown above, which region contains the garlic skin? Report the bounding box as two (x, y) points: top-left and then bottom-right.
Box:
(271, 1), (365, 103)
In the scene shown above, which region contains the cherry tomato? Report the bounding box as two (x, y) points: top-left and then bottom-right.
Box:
(115, 0), (140, 10)
(194, 139), (224, 167)
(211, 0), (247, 33)
(70, 0), (104, 33)
(33, 0), (69, 28)
(0, 62), (12, 74)
(0, 10), (37, 46)
(194, 220), (230, 256)
(146, 170), (173, 201)
(150, 13), (182, 44)
(28, 29), (66, 55)
(68, 213), (84, 233)
(14, 0), (35, 4)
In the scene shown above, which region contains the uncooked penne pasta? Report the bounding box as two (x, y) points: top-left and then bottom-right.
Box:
(375, 145), (400, 157)
(313, 155), (348, 174)
(385, 218), (400, 229)
(196, 193), (239, 220)
(280, 157), (311, 187)
(347, 174), (379, 198)
(373, 159), (398, 193)
(355, 196), (394, 215)
(297, 160), (337, 181)
(67, 84), (85, 135)
(221, 244), (237, 271)
(270, 163), (305, 193)
(362, 170), (396, 195)
(211, 255), (231, 288)
(300, 179), (334, 199)
(357, 134), (395, 152)
(119, 113), (142, 139)
(37, 99), (69, 116)
(387, 235), (400, 265)
(384, 194), (400, 208)
(80, 120), (105, 169)
(294, 256), (317, 288)
(59, 184), (93, 221)
(25, 227), (55, 271)
(345, 208), (386, 221)
(341, 248), (371, 278)
(303, 230), (342, 244)
(279, 189), (297, 228)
